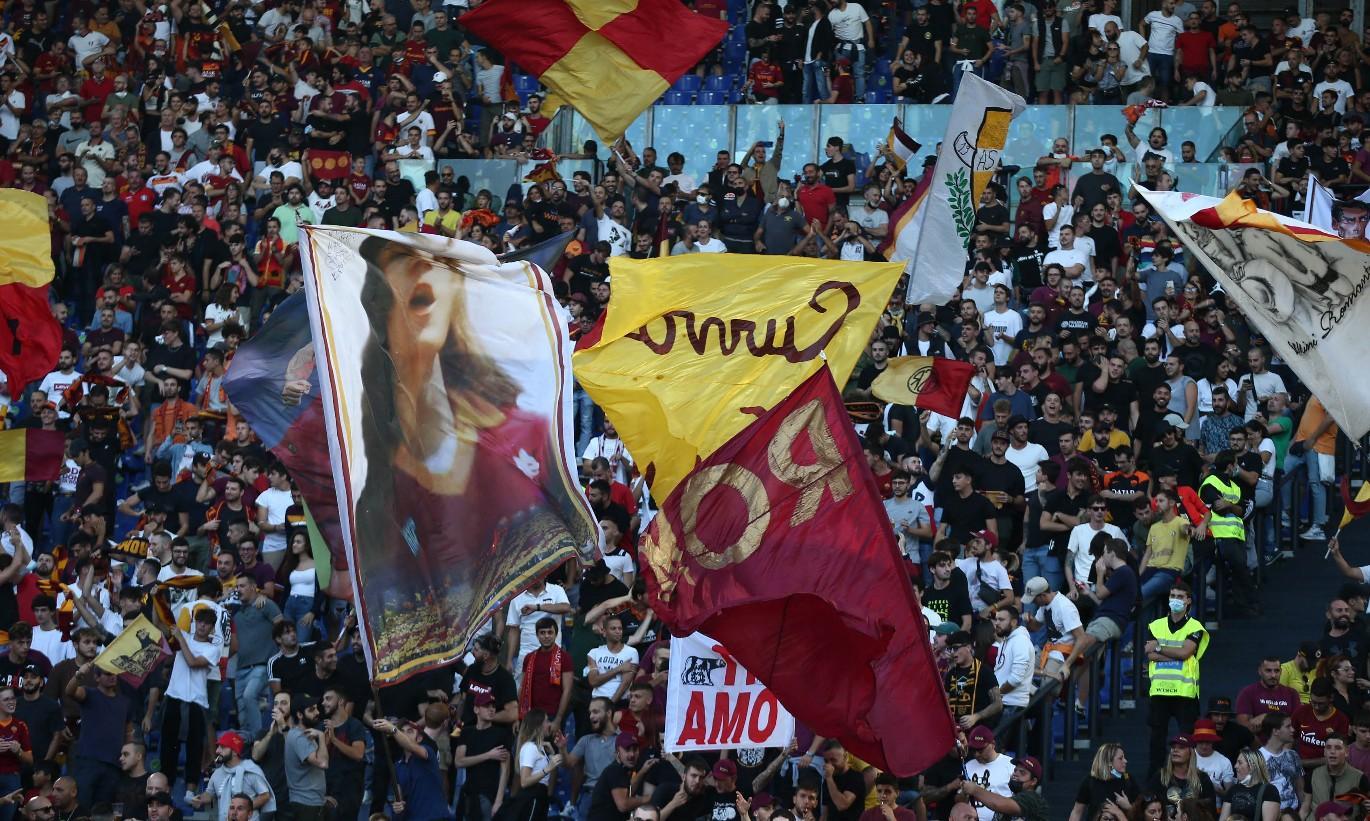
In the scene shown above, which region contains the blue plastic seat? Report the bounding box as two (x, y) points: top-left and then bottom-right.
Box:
(662, 90), (692, 105)
(704, 74), (733, 92)
(672, 74), (702, 93)
(513, 74), (539, 94)
(866, 88), (893, 103)
(697, 90), (727, 105)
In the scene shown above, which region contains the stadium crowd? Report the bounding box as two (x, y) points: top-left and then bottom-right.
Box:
(3, 0), (1370, 820)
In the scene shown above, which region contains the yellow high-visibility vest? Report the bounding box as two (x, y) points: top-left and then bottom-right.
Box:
(1200, 474), (1245, 540)
(1148, 615), (1209, 699)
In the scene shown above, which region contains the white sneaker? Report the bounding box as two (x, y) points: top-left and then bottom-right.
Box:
(1299, 525), (1326, 540)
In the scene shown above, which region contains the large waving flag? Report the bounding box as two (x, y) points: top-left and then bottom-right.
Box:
(0, 190), (61, 392)
(887, 73), (1024, 305)
(572, 254), (904, 499)
(882, 117), (921, 175)
(639, 367), (957, 775)
(1139, 187), (1370, 438)
(459, 0), (727, 142)
(299, 227), (599, 683)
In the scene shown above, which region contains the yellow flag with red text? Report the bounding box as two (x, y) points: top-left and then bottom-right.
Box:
(572, 255), (903, 498)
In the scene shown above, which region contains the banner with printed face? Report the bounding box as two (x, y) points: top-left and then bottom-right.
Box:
(664, 632), (794, 753)
(94, 614), (170, 688)
(1139, 188), (1370, 439)
(299, 227), (600, 684)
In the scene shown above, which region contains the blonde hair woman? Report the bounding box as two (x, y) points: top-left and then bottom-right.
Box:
(1070, 743), (1139, 821)
(1218, 750), (1278, 821)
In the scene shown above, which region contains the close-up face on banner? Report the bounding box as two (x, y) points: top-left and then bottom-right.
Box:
(298, 226), (599, 683)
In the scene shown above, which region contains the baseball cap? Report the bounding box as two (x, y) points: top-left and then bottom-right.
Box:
(1169, 734), (1194, 748)
(934, 621), (959, 636)
(472, 692), (495, 708)
(1006, 414), (1029, 429)
(972, 529), (998, 550)
(1299, 640), (1323, 662)
(990, 428), (1010, 443)
(433, 72), (448, 84)
(751, 793), (774, 809)
(1207, 695), (1235, 715)
(1023, 576), (1050, 599)
(1191, 719), (1220, 742)
(616, 732), (640, 750)
(916, 311), (936, 326)
(947, 630), (974, 648)
(1012, 755), (1042, 781)
(966, 725), (995, 750)
(216, 731), (244, 757)
(147, 792), (174, 808)
(712, 760), (737, 780)
(1316, 801), (1352, 820)
(1163, 412), (1187, 430)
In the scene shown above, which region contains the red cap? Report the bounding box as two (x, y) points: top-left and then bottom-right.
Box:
(216, 731), (244, 757)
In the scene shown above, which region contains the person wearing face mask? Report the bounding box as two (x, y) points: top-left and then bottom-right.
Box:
(960, 753), (1049, 821)
(680, 186), (719, 228)
(1145, 579), (1209, 775)
(718, 178), (763, 254)
(755, 181), (806, 255)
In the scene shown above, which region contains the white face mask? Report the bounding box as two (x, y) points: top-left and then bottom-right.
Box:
(696, 194), (708, 205)
(776, 197), (790, 209)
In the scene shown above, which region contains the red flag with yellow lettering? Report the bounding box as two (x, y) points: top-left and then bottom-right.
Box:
(639, 367), (956, 776)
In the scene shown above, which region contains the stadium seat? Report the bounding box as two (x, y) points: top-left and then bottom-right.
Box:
(866, 88), (893, 103)
(704, 75), (733, 92)
(662, 90), (693, 105)
(873, 58), (892, 77)
(672, 74), (702, 94)
(697, 90), (728, 105)
(513, 74), (540, 94)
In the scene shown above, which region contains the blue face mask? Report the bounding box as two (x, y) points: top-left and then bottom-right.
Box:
(1110, 768), (1123, 779)
(1168, 598), (1186, 614)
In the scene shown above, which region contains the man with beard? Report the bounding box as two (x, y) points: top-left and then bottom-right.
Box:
(15, 666), (62, 766)
(46, 627), (99, 721)
(191, 732), (274, 821)
(979, 431), (1026, 546)
(320, 687), (365, 821)
(566, 697), (616, 821)
(66, 659), (135, 807)
(284, 695), (328, 821)
(460, 635), (518, 728)
(1009, 229), (1046, 292)
(922, 550), (973, 633)
(991, 608), (1034, 724)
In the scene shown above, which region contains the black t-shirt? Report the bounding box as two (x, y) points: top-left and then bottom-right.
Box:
(459, 723), (516, 800)
(145, 342), (198, 397)
(922, 571), (973, 627)
(933, 447), (984, 499)
(902, 22), (940, 61)
(1074, 775), (1140, 820)
(824, 768), (867, 821)
(651, 783), (713, 821)
(1043, 488), (1088, 558)
(460, 663), (517, 725)
(701, 788), (741, 821)
(979, 459), (1025, 508)
(1235, 452), (1264, 502)
(1224, 782), (1278, 820)
(1072, 172), (1121, 213)
(819, 158), (856, 208)
(938, 490), (997, 542)
(944, 660), (996, 724)
(975, 203), (1010, 233)
(1055, 308), (1097, 338)
(269, 645), (316, 694)
(1145, 769), (1216, 813)
(589, 762), (634, 821)
(14, 694), (63, 768)
(1151, 443), (1203, 489)
(1087, 223), (1122, 270)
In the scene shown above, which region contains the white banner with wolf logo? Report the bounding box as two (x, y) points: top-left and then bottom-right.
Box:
(664, 632), (794, 752)
(896, 73), (1024, 306)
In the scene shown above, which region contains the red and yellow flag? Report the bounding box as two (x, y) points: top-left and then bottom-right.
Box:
(640, 367), (957, 775)
(460, 0), (727, 141)
(871, 356), (976, 418)
(0, 429), (64, 483)
(306, 149), (352, 181)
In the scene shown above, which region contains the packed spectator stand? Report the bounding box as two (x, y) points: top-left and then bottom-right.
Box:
(4, 0), (1370, 820)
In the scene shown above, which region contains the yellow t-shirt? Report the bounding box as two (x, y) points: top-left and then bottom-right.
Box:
(845, 754), (880, 809)
(1145, 516), (1190, 572)
(1280, 659), (1313, 704)
(423, 209), (462, 236)
(1081, 427), (1131, 453)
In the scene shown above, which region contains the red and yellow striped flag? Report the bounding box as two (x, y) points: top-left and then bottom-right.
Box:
(0, 429), (64, 483)
(460, 0), (727, 141)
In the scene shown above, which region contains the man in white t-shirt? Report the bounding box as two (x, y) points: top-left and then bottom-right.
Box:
(254, 465), (294, 561)
(828, 0), (873, 100)
(1023, 576), (1082, 676)
(504, 578), (571, 677)
(1236, 347), (1287, 421)
(1114, 25), (1151, 87)
(962, 725), (1014, 821)
(1005, 418), (1050, 492)
(982, 286), (1022, 367)
(67, 17), (112, 68)
(1142, 0), (1183, 98)
(584, 614), (639, 701)
(1181, 75), (1216, 108)
(581, 420), (633, 484)
(161, 607), (225, 790)
(670, 219), (728, 254)
(1065, 497), (1126, 592)
(1313, 63), (1355, 115)
(1043, 225), (1092, 280)
(956, 531), (1012, 607)
(30, 595), (74, 664)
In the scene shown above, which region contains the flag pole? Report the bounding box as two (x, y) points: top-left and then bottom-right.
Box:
(372, 680), (405, 805)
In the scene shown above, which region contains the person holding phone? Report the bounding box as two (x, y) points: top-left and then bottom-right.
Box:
(0, 686), (32, 821)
